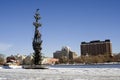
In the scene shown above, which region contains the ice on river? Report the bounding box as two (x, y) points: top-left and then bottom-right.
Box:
(0, 64), (120, 80)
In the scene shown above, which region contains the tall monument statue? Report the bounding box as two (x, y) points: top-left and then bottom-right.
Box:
(33, 9), (42, 65)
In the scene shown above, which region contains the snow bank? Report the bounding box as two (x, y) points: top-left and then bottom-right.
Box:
(0, 66), (22, 69)
(0, 64), (120, 80)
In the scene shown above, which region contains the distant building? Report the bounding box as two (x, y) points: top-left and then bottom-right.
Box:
(69, 51), (78, 60)
(23, 55), (33, 65)
(81, 39), (112, 56)
(6, 54), (58, 65)
(53, 46), (78, 60)
(6, 55), (17, 63)
(6, 55), (19, 65)
(14, 54), (26, 65)
(42, 58), (59, 65)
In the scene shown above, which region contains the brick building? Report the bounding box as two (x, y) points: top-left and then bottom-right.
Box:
(81, 39), (112, 56)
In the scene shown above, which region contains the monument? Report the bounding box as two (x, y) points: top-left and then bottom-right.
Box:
(32, 9), (42, 65)
(23, 9), (48, 69)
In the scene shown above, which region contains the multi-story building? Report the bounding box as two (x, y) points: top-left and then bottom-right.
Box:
(53, 46), (78, 60)
(69, 51), (78, 60)
(81, 39), (112, 56)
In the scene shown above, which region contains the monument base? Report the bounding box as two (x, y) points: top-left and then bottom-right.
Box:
(22, 65), (49, 69)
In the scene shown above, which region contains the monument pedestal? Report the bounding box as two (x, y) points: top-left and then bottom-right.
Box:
(22, 65), (49, 69)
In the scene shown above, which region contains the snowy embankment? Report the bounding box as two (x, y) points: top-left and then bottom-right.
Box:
(0, 64), (120, 80)
(0, 65), (22, 69)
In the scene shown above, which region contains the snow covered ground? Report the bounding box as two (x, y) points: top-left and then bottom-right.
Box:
(0, 64), (120, 80)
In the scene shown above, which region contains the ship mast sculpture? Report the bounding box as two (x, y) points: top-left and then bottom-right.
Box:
(33, 9), (42, 65)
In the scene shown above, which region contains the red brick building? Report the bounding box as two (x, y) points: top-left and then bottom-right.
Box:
(81, 39), (112, 56)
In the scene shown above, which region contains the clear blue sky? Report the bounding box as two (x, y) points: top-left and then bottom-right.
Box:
(0, 0), (120, 57)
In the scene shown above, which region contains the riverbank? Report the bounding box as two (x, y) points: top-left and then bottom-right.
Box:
(0, 64), (120, 80)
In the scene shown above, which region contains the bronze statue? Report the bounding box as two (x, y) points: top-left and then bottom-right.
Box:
(32, 9), (42, 65)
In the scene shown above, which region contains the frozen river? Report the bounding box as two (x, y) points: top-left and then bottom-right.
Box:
(0, 64), (120, 80)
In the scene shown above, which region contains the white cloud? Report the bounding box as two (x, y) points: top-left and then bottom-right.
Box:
(0, 43), (13, 51)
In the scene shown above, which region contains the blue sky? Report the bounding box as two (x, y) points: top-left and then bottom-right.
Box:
(0, 0), (120, 57)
